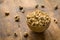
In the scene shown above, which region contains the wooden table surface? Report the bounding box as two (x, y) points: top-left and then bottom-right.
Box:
(0, 0), (60, 40)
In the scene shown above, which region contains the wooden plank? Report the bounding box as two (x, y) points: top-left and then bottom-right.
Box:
(0, 0), (60, 40)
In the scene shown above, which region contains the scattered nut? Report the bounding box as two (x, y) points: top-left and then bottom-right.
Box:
(26, 10), (51, 32)
(24, 32), (28, 38)
(19, 6), (23, 10)
(5, 12), (9, 16)
(54, 19), (58, 24)
(15, 15), (20, 22)
(14, 33), (18, 37)
(35, 4), (39, 8)
(41, 5), (45, 8)
(54, 6), (58, 10)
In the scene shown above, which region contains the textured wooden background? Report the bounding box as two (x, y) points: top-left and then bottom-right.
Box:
(0, 0), (60, 40)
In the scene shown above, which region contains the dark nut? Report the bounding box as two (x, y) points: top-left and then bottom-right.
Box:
(41, 5), (45, 8)
(54, 6), (58, 10)
(14, 33), (18, 37)
(19, 6), (23, 10)
(15, 15), (20, 22)
(35, 4), (39, 8)
(5, 12), (9, 16)
(54, 19), (58, 24)
(24, 32), (28, 38)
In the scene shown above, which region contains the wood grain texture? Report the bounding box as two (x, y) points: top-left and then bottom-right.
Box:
(0, 0), (60, 40)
